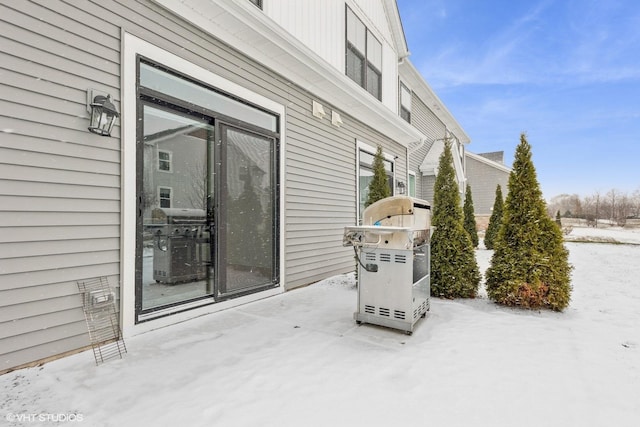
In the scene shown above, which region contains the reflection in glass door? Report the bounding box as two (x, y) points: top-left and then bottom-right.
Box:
(219, 125), (277, 296)
(138, 105), (214, 311)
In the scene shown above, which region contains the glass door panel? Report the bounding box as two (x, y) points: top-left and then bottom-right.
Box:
(219, 125), (276, 295)
(139, 105), (214, 311)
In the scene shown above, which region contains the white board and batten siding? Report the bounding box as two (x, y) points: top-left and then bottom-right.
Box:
(264, 0), (345, 71)
(0, 0), (409, 371)
(265, 0), (399, 113)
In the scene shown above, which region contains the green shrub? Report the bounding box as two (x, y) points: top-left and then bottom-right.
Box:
(484, 185), (503, 250)
(463, 184), (479, 248)
(431, 140), (480, 298)
(357, 145), (390, 278)
(365, 145), (390, 208)
(485, 134), (572, 311)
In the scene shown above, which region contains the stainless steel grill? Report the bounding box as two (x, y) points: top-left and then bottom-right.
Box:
(151, 208), (209, 284)
(343, 196), (432, 335)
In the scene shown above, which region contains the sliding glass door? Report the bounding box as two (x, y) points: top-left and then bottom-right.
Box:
(135, 58), (279, 320)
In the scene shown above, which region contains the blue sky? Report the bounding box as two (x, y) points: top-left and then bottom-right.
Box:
(396, 0), (640, 199)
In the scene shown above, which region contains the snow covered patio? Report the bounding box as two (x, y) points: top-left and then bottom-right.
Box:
(2, 229), (640, 427)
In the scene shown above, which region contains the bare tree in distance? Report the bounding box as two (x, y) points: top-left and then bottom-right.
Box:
(547, 187), (640, 227)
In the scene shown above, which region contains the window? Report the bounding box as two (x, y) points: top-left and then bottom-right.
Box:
(158, 186), (172, 208)
(346, 7), (382, 100)
(158, 150), (172, 172)
(400, 82), (411, 122)
(248, 0), (262, 9)
(357, 143), (395, 219)
(408, 172), (416, 197)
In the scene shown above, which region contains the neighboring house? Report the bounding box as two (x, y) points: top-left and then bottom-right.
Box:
(0, 0), (468, 373)
(465, 151), (512, 229)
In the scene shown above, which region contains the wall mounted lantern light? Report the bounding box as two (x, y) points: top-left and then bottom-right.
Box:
(87, 90), (119, 136)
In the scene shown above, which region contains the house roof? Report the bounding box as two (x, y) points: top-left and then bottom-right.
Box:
(152, 0), (424, 147)
(466, 151), (512, 173)
(476, 151), (505, 164)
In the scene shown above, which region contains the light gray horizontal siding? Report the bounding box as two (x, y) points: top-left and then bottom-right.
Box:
(411, 95), (447, 142)
(0, 212), (119, 228)
(0, 265), (120, 293)
(466, 156), (510, 215)
(0, 225), (120, 245)
(421, 176), (437, 206)
(1, 334), (90, 374)
(0, 308), (85, 340)
(2, 181), (120, 200)
(0, 329), (90, 373)
(0, 0), (121, 372)
(284, 110), (356, 288)
(0, 238), (119, 261)
(409, 93), (446, 202)
(1, 319), (88, 354)
(0, 163), (120, 187)
(0, 250), (119, 276)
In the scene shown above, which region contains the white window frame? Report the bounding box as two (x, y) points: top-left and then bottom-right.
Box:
(157, 186), (172, 208)
(408, 171), (416, 197)
(157, 149), (172, 172)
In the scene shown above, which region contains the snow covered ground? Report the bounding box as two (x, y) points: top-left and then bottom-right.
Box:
(2, 227), (639, 427)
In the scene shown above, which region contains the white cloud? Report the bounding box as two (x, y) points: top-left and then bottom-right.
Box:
(414, 0), (640, 88)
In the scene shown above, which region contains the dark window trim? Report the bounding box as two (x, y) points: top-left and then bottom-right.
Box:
(345, 6), (382, 101)
(139, 57), (280, 137)
(216, 121), (280, 299)
(399, 81), (411, 123)
(134, 55), (280, 321)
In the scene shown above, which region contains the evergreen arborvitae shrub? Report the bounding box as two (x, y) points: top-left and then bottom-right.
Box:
(485, 134), (572, 311)
(463, 184), (479, 248)
(357, 145), (390, 278)
(431, 140), (480, 299)
(484, 184), (504, 250)
(365, 145), (391, 208)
